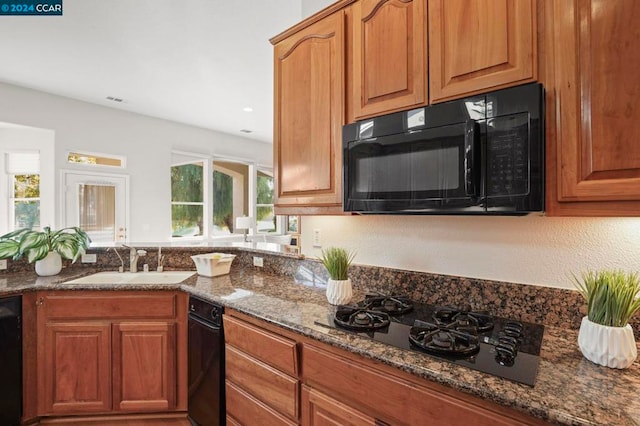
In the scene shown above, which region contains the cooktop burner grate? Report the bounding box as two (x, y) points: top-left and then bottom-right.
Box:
(409, 320), (480, 356)
(334, 306), (391, 331)
(361, 294), (414, 315)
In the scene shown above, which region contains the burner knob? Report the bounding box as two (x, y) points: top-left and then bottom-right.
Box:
(498, 333), (518, 347)
(504, 321), (523, 337)
(503, 327), (522, 339)
(495, 343), (517, 366)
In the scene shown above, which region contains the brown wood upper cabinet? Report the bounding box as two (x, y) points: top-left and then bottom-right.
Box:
(272, 11), (345, 214)
(351, 0), (427, 120)
(544, 0), (640, 215)
(428, 0), (537, 103)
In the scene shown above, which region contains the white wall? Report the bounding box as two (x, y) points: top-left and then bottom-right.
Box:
(301, 215), (640, 289)
(301, 0), (334, 18)
(0, 82), (272, 241)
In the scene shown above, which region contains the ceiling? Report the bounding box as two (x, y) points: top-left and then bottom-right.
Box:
(0, 0), (307, 143)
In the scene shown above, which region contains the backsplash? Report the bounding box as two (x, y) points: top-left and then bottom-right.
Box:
(3, 245), (636, 336)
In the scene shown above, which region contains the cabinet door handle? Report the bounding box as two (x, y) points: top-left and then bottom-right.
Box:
(36, 297), (44, 307)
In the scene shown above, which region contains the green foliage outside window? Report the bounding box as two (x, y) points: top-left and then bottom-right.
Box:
(257, 174), (275, 232)
(171, 164), (203, 236)
(13, 174), (40, 230)
(213, 171), (233, 231)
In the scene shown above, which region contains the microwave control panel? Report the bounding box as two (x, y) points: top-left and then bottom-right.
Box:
(486, 113), (529, 197)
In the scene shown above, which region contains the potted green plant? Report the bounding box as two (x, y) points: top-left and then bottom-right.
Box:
(0, 227), (91, 276)
(574, 270), (640, 368)
(320, 247), (356, 305)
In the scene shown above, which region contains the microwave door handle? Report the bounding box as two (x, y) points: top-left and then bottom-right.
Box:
(464, 120), (479, 196)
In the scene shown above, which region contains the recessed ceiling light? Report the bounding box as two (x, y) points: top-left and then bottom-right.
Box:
(240, 129), (253, 134)
(242, 107), (253, 112)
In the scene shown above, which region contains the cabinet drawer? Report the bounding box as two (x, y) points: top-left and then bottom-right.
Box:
(303, 344), (536, 426)
(226, 345), (298, 420)
(226, 380), (297, 426)
(224, 315), (298, 376)
(42, 293), (177, 319)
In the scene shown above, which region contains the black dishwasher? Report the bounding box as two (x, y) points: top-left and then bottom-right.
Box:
(188, 296), (224, 426)
(0, 295), (22, 426)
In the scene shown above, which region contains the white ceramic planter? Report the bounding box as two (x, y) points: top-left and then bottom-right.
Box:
(326, 278), (353, 305)
(35, 251), (62, 276)
(578, 316), (637, 369)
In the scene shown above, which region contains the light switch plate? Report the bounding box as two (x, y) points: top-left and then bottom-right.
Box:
(81, 253), (97, 263)
(253, 256), (263, 267)
(0, 259), (7, 270)
(313, 229), (322, 248)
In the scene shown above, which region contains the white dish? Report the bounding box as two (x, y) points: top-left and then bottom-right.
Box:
(191, 253), (236, 277)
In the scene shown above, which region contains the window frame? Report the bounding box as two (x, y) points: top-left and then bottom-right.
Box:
(170, 159), (209, 239)
(256, 169), (277, 234)
(66, 150), (127, 169)
(169, 152), (284, 241)
(8, 172), (41, 231)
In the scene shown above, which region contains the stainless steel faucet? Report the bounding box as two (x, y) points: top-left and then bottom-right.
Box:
(121, 244), (146, 272)
(107, 247), (125, 272)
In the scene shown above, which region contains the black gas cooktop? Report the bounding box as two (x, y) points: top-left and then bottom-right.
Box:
(315, 294), (544, 386)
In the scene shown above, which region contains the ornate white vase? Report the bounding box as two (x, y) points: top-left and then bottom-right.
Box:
(578, 316), (637, 369)
(35, 251), (62, 276)
(326, 278), (353, 305)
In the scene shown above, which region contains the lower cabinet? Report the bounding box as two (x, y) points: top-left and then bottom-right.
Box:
(33, 291), (187, 420)
(302, 386), (375, 426)
(112, 321), (176, 412)
(223, 313), (300, 425)
(302, 344), (546, 426)
(42, 321), (112, 414)
(224, 309), (548, 426)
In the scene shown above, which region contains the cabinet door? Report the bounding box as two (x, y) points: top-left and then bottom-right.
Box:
(41, 322), (112, 414)
(549, 0), (640, 208)
(273, 11), (345, 213)
(112, 322), (176, 412)
(302, 385), (375, 426)
(428, 0), (536, 103)
(351, 0), (427, 120)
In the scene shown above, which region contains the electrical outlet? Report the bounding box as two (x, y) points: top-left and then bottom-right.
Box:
(81, 253), (97, 263)
(253, 256), (264, 267)
(313, 229), (322, 248)
(0, 259), (7, 270)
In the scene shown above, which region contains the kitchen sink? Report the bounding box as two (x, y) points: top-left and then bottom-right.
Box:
(63, 271), (195, 285)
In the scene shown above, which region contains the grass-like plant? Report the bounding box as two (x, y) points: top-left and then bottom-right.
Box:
(0, 226), (91, 263)
(573, 270), (640, 327)
(320, 247), (356, 281)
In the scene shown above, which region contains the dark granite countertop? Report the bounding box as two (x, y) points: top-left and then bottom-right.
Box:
(2, 267), (639, 426)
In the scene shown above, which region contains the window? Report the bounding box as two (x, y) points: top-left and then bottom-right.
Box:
(256, 170), (275, 233)
(171, 161), (204, 237)
(67, 151), (125, 168)
(170, 155), (284, 240)
(212, 169), (234, 234)
(62, 171), (128, 244)
(6, 152), (40, 231)
(213, 161), (248, 236)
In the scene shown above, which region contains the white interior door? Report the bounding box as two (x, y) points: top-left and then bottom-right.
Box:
(62, 171), (128, 243)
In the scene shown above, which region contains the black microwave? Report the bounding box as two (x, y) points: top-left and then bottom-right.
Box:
(343, 83), (544, 215)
